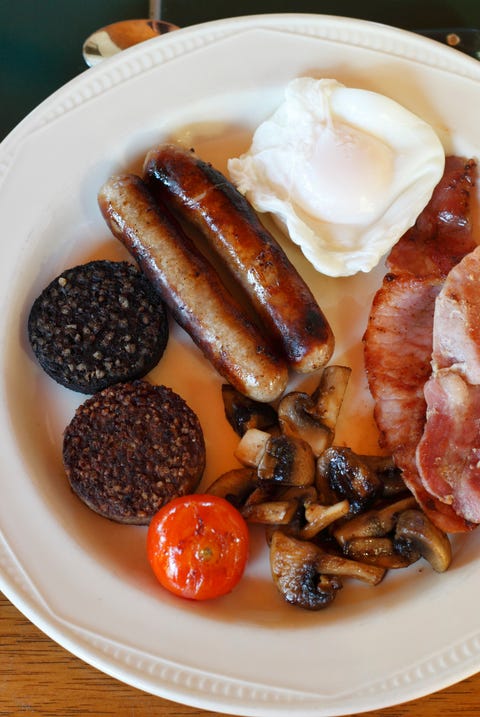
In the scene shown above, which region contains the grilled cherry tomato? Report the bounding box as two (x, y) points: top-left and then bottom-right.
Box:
(147, 494), (249, 600)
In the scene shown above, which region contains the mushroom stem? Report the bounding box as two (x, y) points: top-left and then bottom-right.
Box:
(206, 467), (257, 508)
(315, 551), (386, 585)
(309, 365), (351, 430)
(242, 500), (298, 525)
(234, 428), (270, 467)
(299, 499), (350, 539)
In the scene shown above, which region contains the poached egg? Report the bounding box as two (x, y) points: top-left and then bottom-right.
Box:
(228, 78), (445, 277)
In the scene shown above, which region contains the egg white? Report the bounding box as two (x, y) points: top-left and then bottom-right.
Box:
(228, 78), (446, 277)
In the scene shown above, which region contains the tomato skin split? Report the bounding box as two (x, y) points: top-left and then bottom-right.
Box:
(147, 494), (249, 601)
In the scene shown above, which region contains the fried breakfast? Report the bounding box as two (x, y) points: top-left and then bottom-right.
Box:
(25, 76), (480, 608)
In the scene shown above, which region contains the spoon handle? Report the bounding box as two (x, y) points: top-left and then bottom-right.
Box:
(149, 0), (162, 21)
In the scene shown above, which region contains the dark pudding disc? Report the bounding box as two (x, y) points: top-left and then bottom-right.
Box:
(28, 260), (169, 393)
(63, 381), (206, 524)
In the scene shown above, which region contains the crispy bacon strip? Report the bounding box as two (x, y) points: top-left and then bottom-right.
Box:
(364, 156), (477, 533)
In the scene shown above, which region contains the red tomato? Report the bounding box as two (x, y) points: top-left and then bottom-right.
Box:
(147, 494), (249, 601)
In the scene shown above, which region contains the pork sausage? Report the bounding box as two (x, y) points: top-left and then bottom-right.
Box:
(98, 174), (288, 402)
(143, 144), (334, 373)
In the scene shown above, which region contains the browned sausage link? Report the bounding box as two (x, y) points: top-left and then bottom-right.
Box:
(143, 144), (335, 373)
(98, 174), (288, 402)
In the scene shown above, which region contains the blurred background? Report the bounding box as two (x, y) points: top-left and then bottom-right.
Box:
(1, 0), (479, 139)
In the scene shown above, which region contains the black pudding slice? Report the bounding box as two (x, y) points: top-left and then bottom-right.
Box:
(28, 260), (169, 393)
(63, 381), (206, 524)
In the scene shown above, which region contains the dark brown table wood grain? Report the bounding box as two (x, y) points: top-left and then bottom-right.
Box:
(2, 592), (479, 717)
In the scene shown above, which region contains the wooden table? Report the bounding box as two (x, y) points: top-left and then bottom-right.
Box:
(1, 592), (479, 716)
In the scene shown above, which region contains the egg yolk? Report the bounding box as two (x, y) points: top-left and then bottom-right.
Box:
(287, 122), (394, 226)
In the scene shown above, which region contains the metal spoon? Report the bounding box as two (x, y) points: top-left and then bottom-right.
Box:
(82, 0), (177, 67)
(83, 8), (480, 68)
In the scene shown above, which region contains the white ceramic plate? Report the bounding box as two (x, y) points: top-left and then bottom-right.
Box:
(1, 14), (480, 717)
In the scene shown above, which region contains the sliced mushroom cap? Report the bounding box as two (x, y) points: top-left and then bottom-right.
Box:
(207, 468), (257, 508)
(333, 496), (417, 546)
(315, 460), (342, 506)
(258, 434), (315, 487)
(222, 384), (278, 436)
(317, 447), (382, 515)
(343, 536), (420, 569)
(394, 509), (452, 572)
(278, 485), (318, 503)
(243, 485), (276, 507)
(278, 391), (332, 457)
(359, 454), (408, 498)
(269, 530), (343, 610)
